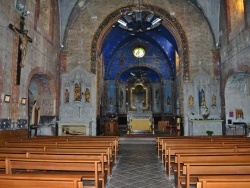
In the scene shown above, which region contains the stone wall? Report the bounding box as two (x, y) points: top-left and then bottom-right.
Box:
(0, 0), (60, 122)
(65, 0), (214, 80)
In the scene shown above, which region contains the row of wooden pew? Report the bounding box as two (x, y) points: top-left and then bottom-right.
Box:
(0, 135), (119, 188)
(156, 135), (250, 188)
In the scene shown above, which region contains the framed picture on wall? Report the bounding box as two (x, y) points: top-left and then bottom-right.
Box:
(229, 111), (234, 118)
(21, 98), (27, 105)
(4, 94), (10, 103)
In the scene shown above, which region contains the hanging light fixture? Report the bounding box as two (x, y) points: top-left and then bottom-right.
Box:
(116, 0), (162, 34)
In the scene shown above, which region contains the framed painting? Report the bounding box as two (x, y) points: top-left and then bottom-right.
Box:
(21, 98), (27, 105)
(130, 83), (148, 111)
(229, 111), (234, 118)
(4, 94), (10, 103)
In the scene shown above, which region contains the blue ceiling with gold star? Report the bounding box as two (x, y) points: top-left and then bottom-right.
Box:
(102, 21), (178, 81)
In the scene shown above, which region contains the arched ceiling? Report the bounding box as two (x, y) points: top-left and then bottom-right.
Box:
(102, 23), (177, 81)
(58, 0), (221, 46)
(225, 72), (250, 94)
(58, 0), (220, 81)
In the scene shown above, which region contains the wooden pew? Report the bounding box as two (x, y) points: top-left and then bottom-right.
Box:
(5, 158), (104, 188)
(162, 142), (226, 162)
(182, 161), (250, 188)
(162, 141), (250, 174)
(27, 152), (108, 178)
(163, 145), (237, 176)
(0, 148), (113, 177)
(18, 136), (119, 149)
(156, 136), (249, 158)
(197, 175), (250, 188)
(2, 141), (118, 162)
(160, 138), (250, 160)
(0, 152), (107, 176)
(175, 153), (250, 188)
(0, 146), (114, 162)
(0, 174), (84, 188)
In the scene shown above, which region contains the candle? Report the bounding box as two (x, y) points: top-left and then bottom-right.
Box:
(53, 99), (56, 115)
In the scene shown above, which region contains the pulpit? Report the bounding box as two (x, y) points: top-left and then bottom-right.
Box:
(104, 120), (119, 136)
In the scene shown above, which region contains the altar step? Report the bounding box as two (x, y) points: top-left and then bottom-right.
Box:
(119, 137), (156, 144)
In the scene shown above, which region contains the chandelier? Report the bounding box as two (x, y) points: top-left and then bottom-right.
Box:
(116, 0), (162, 34)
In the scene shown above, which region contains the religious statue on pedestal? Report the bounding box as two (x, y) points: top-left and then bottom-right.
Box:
(74, 83), (81, 101)
(212, 95), (216, 106)
(65, 89), (69, 103)
(30, 100), (40, 125)
(199, 89), (206, 107)
(84, 88), (90, 102)
(189, 95), (194, 107)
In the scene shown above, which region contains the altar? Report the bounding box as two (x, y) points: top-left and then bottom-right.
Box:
(189, 120), (223, 136)
(127, 111), (154, 133)
(58, 67), (96, 136)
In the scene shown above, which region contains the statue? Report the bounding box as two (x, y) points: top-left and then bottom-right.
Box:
(201, 106), (209, 120)
(109, 97), (113, 106)
(84, 88), (90, 102)
(65, 89), (69, 103)
(212, 95), (216, 106)
(167, 96), (171, 105)
(9, 24), (32, 68)
(74, 83), (81, 101)
(199, 89), (206, 107)
(189, 95), (194, 107)
(30, 100), (40, 125)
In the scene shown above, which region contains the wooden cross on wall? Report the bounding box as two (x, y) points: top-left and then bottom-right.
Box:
(9, 16), (32, 85)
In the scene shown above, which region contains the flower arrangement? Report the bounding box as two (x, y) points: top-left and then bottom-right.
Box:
(201, 106), (209, 120)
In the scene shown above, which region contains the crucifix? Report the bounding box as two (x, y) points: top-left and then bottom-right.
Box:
(9, 16), (32, 85)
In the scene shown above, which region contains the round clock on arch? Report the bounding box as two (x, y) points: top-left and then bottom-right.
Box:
(133, 47), (146, 58)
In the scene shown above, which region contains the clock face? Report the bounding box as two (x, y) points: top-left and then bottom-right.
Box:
(133, 47), (146, 58)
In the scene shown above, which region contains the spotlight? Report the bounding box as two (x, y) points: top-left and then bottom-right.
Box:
(152, 18), (162, 26)
(117, 19), (127, 27)
(17, 4), (25, 11)
(22, 10), (30, 16)
(60, 44), (64, 48)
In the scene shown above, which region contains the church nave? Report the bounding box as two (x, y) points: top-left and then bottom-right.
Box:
(106, 143), (175, 188)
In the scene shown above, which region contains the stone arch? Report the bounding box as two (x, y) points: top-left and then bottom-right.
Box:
(90, 5), (190, 111)
(223, 67), (250, 134)
(222, 65), (250, 94)
(27, 67), (57, 118)
(222, 65), (250, 119)
(90, 5), (190, 80)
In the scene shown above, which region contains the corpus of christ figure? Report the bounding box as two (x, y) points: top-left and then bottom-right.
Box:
(9, 24), (32, 68)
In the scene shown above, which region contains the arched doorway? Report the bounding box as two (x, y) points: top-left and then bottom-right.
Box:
(28, 70), (57, 136)
(225, 72), (250, 135)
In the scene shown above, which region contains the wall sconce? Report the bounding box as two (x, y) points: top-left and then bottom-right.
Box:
(21, 98), (27, 105)
(4, 94), (11, 103)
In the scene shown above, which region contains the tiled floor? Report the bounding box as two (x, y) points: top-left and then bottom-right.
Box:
(105, 143), (175, 188)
